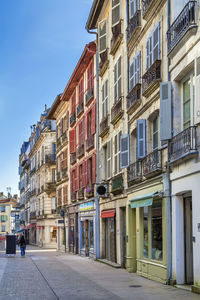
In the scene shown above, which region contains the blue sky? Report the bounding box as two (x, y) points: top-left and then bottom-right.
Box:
(0, 0), (93, 196)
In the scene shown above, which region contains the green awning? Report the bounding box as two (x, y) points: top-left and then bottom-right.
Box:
(130, 191), (162, 209)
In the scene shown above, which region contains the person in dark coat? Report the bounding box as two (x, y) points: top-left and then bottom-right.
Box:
(19, 234), (26, 256)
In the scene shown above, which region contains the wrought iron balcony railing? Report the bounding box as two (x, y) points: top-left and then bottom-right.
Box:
(62, 167), (68, 179)
(70, 152), (76, 165)
(143, 149), (162, 178)
(170, 126), (198, 163)
(71, 191), (76, 202)
(142, 60), (161, 97)
(45, 154), (56, 164)
(85, 88), (94, 105)
(77, 143), (84, 159)
(86, 135), (95, 152)
(110, 21), (122, 55)
(167, 1), (197, 54)
(127, 83), (141, 113)
(62, 131), (67, 143)
(30, 211), (36, 219)
(45, 182), (56, 194)
(78, 188), (84, 200)
(111, 174), (123, 195)
(77, 101), (84, 117)
(57, 137), (62, 149)
(57, 172), (61, 182)
(127, 10), (141, 41)
(142, 0), (153, 17)
(70, 112), (76, 126)
(111, 97), (124, 125)
(127, 161), (142, 186)
(86, 184), (94, 198)
(99, 115), (109, 137)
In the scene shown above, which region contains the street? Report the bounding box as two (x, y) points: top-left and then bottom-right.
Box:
(0, 244), (199, 300)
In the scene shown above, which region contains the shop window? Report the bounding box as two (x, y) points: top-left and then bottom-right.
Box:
(89, 220), (94, 248)
(1, 225), (5, 232)
(151, 199), (162, 261)
(81, 222), (85, 249)
(143, 206), (148, 258)
(50, 227), (57, 243)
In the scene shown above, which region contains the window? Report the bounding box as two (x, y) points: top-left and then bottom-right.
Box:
(107, 139), (112, 179)
(114, 56), (122, 102)
(183, 78), (191, 129)
(1, 225), (5, 232)
(152, 115), (159, 150)
(87, 62), (94, 91)
(129, 51), (141, 91)
(114, 131), (122, 175)
(63, 185), (68, 205)
(89, 220), (94, 248)
(51, 197), (56, 210)
(87, 157), (92, 184)
(99, 19), (107, 54)
(79, 164), (83, 188)
(112, 0), (120, 27)
(71, 92), (76, 114)
(79, 79), (84, 104)
(88, 110), (92, 137)
(143, 206), (148, 258)
(102, 80), (108, 119)
(1, 206), (5, 212)
(146, 23), (160, 69)
(129, 0), (139, 19)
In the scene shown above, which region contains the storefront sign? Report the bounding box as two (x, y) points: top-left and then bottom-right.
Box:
(80, 202), (94, 211)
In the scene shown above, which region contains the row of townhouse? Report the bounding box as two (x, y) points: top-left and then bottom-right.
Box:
(18, 0), (200, 293)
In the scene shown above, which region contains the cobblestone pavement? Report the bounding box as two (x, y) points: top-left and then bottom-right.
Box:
(0, 243), (199, 300)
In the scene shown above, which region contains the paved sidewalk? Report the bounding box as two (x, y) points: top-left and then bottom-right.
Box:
(0, 244), (199, 300)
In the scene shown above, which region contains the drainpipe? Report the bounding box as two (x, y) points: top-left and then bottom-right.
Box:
(86, 28), (100, 260)
(166, 0), (172, 285)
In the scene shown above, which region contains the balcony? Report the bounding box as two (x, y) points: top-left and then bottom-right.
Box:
(30, 211), (36, 219)
(111, 97), (124, 125)
(85, 88), (94, 106)
(62, 167), (68, 179)
(77, 101), (84, 117)
(71, 192), (76, 202)
(45, 154), (56, 164)
(110, 21), (123, 56)
(30, 167), (36, 176)
(169, 126), (198, 164)
(86, 184), (94, 198)
(70, 112), (76, 127)
(70, 152), (76, 165)
(127, 10), (141, 42)
(99, 115), (109, 138)
(57, 137), (62, 149)
(127, 83), (141, 114)
(45, 182), (56, 194)
(77, 143), (84, 159)
(86, 135), (95, 152)
(142, 60), (161, 97)
(78, 188), (84, 200)
(111, 174), (123, 195)
(143, 149), (162, 178)
(62, 131), (67, 144)
(142, 0), (153, 17)
(127, 161), (142, 187)
(57, 172), (61, 182)
(99, 50), (109, 77)
(167, 1), (197, 55)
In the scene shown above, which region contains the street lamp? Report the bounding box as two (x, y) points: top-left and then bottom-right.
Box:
(60, 209), (66, 253)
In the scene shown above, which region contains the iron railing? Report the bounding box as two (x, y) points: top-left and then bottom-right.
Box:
(142, 60), (161, 95)
(99, 115), (109, 137)
(143, 149), (162, 176)
(77, 101), (84, 117)
(111, 97), (123, 124)
(86, 135), (95, 152)
(85, 88), (94, 105)
(86, 184), (94, 198)
(30, 211), (36, 219)
(127, 161), (142, 185)
(45, 154), (56, 164)
(62, 167), (68, 179)
(62, 131), (67, 143)
(70, 112), (76, 126)
(45, 182), (56, 194)
(127, 10), (141, 41)
(77, 143), (84, 158)
(78, 188), (84, 200)
(71, 192), (76, 202)
(111, 174), (123, 195)
(170, 126), (197, 162)
(142, 0), (153, 16)
(127, 83), (141, 112)
(57, 137), (61, 149)
(70, 152), (76, 165)
(167, 1), (197, 53)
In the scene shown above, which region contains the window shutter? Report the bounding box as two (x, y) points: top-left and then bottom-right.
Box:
(69, 128), (76, 153)
(75, 166), (79, 191)
(136, 51), (141, 84)
(70, 170), (73, 193)
(114, 63), (118, 102)
(120, 134), (130, 168)
(85, 113), (88, 141)
(112, 0), (120, 26)
(195, 56), (200, 124)
(160, 82), (172, 140)
(82, 160), (86, 187)
(86, 159), (89, 185)
(92, 154), (96, 184)
(136, 119), (146, 159)
(153, 23), (160, 62)
(99, 19), (107, 54)
(130, 59), (134, 91)
(91, 103), (96, 135)
(66, 111), (69, 130)
(146, 38), (150, 69)
(118, 56), (122, 99)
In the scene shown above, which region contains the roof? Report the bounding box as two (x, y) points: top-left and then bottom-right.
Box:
(47, 94), (62, 120)
(86, 0), (104, 30)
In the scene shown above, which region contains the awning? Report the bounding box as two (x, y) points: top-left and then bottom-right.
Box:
(130, 191), (163, 209)
(101, 209), (116, 218)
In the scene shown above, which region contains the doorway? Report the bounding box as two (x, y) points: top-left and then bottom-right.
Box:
(121, 207), (126, 268)
(105, 217), (116, 262)
(184, 196), (193, 284)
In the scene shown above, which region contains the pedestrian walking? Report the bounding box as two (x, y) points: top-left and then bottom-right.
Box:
(19, 234), (26, 257)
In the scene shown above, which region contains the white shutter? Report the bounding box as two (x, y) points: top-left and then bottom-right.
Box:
(160, 82), (172, 140)
(137, 119), (146, 159)
(120, 134), (130, 168)
(146, 38), (150, 70)
(129, 0), (134, 18)
(195, 56), (200, 124)
(153, 23), (160, 62)
(112, 0), (120, 27)
(99, 19), (107, 54)
(129, 59), (134, 91)
(136, 51), (141, 84)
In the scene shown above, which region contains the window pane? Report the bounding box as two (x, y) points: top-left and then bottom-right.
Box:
(183, 79), (191, 129)
(89, 221), (94, 248)
(143, 206), (148, 258)
(151, 200), (162, 261)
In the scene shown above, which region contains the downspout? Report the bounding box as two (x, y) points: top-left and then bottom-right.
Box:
(166, 0), (172, 285)
(86, 28), (100, 260)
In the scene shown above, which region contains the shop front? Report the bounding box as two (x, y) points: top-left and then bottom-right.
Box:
(68, 205), (79, 254)
(126, 182), (169, 284)
(101, 209), (116, 263)
(79, 201), (95, 258)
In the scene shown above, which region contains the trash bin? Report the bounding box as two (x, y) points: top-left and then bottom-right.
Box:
(6, 235), (16, 254)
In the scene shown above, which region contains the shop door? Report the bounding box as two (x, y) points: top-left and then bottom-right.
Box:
(105, 217), (116, 263)
(121, 208), (126, 268)
(69, 218), (75, 253)
(184, 197), (193, 284)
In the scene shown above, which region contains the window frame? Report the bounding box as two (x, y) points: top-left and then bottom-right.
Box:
(181, 73), (194, 131)
(102, 79), (108, 119)
(114, 56), (122, 103)
(129, 51), (141, 92)
(114, 131), (122, 175)
(146, 23), (160, 70)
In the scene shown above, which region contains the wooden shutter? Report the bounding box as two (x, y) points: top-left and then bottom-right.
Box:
(82, 161), (86, 187)
(195, 56), (200, 124)
(99, 19), (107, 54)
(92, 154), (96, 184)
(112, 0), (120, 27)
(91, 103), (96, 135)
(85, 113), (88, 141)
(137, 119), (146, 159)
(69, 128), (76, 153)
(160, 82), (172, 140)
(120, 134), (130, 168)
(75, 166), (79, 191)
(66, 111), (69, 130)
(114, 62), (118, 102)
(153, 23), (160, 62)
(85, 159), (89, 185)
